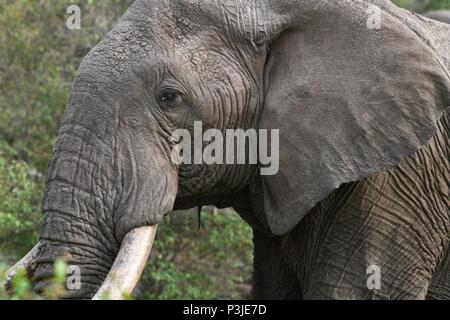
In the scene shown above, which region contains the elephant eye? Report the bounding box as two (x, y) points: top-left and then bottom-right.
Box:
(157, 89), (183, 107)
(160, 91), (178, 102)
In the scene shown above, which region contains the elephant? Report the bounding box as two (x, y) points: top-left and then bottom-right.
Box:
(4, 0), (450, 299)
(425, 10), (450, 24)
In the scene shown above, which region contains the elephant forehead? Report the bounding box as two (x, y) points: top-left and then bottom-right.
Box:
(126, 0), (283, 43)
(78, 0), (273, 86)
(121, 0), (206, 41)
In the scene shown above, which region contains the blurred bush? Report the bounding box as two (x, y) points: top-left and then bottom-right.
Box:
(0, 258), (69, 300)
(0, 0), (448, 300)
(137, 207), (252, 300)
(0, 141), (40, 256)
(0, 0), (132, 171)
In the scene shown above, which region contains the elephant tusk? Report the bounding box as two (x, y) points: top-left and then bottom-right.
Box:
(92, 225), (158, 300)
(3, 242), (40, 294)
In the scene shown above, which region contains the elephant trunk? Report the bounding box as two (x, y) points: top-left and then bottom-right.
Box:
(32, 117), (120, 298)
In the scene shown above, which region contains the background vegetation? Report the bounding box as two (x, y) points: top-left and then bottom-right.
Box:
(0, 0), (448, 299)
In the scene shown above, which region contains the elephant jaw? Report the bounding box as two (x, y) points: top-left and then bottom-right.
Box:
(3, 225), (158, 300)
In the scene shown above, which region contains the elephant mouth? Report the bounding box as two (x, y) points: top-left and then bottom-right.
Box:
(3, 225), (158, 300)
(92, 225), (158, 299)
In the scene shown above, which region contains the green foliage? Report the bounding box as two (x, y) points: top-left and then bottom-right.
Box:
(138, 208), (253, 300)
(0, 0), (132, 171)
(0, 141), (41, 256)
(0, 259), (68, 300)
(8, 268), (33, 300)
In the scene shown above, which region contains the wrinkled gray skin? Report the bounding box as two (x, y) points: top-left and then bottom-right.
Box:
(425, 10), (450, 24)
(30, 0), (450, 299)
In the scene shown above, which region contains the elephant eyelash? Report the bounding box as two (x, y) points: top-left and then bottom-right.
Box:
(155, 86), (186, 110)
(158, 89), (183, 102)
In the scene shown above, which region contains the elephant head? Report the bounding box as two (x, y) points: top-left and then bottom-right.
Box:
(5, 0), (450, 299)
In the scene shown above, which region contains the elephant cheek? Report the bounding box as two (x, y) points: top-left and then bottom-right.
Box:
(113, 141), (179, 242)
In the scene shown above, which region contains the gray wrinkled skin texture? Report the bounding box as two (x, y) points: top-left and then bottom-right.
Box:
(31, 0), (450, 299)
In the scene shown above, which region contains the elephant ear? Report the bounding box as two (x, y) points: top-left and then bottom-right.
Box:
(259, 1), (450, 235)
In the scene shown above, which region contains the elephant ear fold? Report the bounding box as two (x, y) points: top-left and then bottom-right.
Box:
(259, 3), (450, 235)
